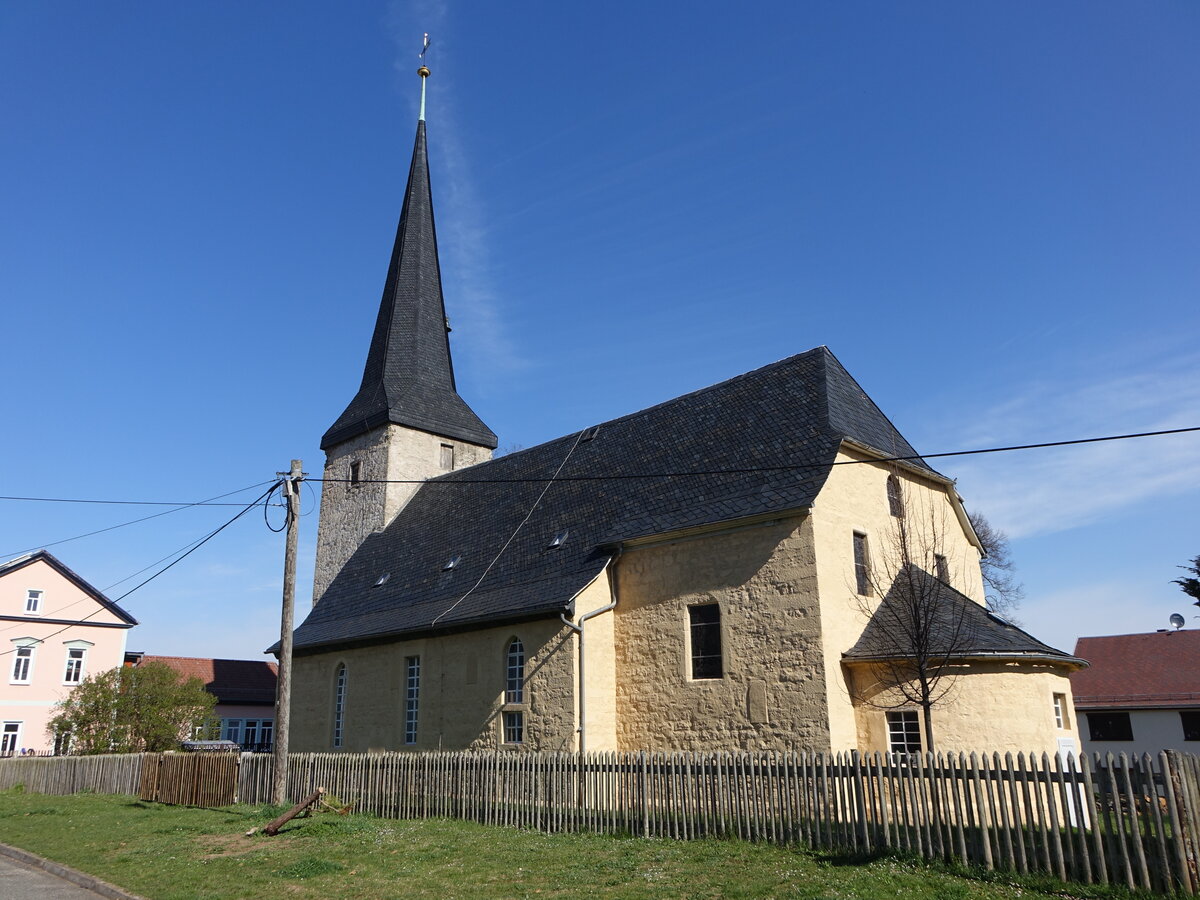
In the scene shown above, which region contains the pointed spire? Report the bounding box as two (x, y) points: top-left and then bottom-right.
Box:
(322, 67), (496, 451)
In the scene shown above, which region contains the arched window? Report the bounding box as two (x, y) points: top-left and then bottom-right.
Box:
(503, 639), (525, 745)
(332, 663), (347, 749)
(886, 474), (904, 517)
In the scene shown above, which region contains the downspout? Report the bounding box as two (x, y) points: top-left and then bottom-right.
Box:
(560, 547), (622, 756)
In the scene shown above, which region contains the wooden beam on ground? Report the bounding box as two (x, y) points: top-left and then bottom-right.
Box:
(263, 787), (324, 836)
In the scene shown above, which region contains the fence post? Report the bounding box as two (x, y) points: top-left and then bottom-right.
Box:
(1164, 751), (1199, 895)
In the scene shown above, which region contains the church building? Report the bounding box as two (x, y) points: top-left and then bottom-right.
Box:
(285, 68), (1085, 757)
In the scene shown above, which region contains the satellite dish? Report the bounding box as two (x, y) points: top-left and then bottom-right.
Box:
(1170, 612), (1186, 630)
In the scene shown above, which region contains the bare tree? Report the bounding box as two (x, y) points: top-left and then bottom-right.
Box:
(848, 475), (980, 751)
(967, 510), (1024, 620)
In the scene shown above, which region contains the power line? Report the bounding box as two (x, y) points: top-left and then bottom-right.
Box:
(0, 495), (281, 507)
(0, 482), (281, 659)
(0, 481), (277, 560)
(310, 425), (1200, 485)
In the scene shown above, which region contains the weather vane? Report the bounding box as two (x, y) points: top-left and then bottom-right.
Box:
(417, 33), (431, 121)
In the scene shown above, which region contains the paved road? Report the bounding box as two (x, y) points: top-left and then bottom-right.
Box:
(0, 852), (117, 899)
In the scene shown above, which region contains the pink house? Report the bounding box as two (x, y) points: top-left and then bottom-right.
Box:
(0, 550), (138, 754)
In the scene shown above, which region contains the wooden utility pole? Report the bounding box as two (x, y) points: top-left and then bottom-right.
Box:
(272, 459), (303, 806)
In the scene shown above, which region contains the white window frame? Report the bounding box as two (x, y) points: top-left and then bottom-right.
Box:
(1053, 693), (1070, 729)
(1, 722), (21, 755)
(25, 589), (43, 615)
(61, 640), (93, 685)
(10, 639), (40, 684)
(405, 656), (420, 745)
(502, 639), (526, 746)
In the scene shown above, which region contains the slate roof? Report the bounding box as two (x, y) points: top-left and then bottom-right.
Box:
(1070, 631), (1200, 709)
(290, 347), (943, 653)
(844, 566), (1082, 665)
(322, 120), (497, 450)
(140, 656), (278, 705)
(0, 549), (138, 626)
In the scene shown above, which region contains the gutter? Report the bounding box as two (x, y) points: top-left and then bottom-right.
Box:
(560, 548), (622, 756)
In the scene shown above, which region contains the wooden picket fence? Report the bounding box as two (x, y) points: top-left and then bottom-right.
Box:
(3, 749), (1199, 894)
(0, 752), (143, 795)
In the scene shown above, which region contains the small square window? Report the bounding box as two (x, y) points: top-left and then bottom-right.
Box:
(887, 710), (921, 753)
(25, 590), (42, 614)
(1087, 711), (1133, 742)
(1181, 711), (1200, 741)
(503, 710), (524, 745)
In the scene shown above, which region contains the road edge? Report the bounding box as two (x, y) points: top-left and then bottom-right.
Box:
(0, 841), (149, 900)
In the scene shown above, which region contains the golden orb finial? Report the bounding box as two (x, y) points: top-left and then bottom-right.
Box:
(418, 65), (431, 78)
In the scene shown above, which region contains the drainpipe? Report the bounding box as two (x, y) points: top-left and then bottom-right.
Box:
(560, 548), (622, 757)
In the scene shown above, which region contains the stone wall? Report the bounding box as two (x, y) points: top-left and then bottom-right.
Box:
(288, 616), (576, 752)
(612, 516), (830, 752)
(311, 425), (492, 602)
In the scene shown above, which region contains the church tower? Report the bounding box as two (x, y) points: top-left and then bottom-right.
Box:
(312, 65), (497, 603)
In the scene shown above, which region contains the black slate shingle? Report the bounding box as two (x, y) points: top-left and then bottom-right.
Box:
(292, 347), (942, 652)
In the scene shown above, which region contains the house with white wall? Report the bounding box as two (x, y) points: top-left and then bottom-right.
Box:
(0, 550), (137, 754)
(1071, 630), (1200, 756)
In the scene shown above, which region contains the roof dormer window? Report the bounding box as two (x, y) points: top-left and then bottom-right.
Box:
(374, 573), (390, 587)
(547, 531), (569, 550)
(443, 556), (460, 571)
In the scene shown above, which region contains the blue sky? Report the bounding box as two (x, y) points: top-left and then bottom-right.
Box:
(2, 2), (1197, 661)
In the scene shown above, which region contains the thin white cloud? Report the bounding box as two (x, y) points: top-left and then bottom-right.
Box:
(384, 1), (530, 386)
(947, 349), (1200, 539)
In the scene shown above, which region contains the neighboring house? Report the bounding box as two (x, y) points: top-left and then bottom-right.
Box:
(1070, 630), (1200, 756)
(0, 550), (138, 754)
(126, 654), (278, 752)
(282, 83), (1085, 757)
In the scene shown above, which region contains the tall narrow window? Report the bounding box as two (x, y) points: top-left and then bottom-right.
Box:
(405, 656), (420, 745)
(886, 475), (904, 517)
(223, 719), (242, 745)
(886, 711), (921, 753)
(260, 719), (274, 750)
(853, 532), (871, 596)
(505, 639), (525, 704)
(11, 647), (33, 684)
(349, 460), (362, 486)
(688, 604), (723, 679)
(1, 723), (20, 755)
(63, 648), (86, 684)
(440, 443), (455, 470)
(25, 590), (42, 614)
(1053, 693), (1070, 729)
(1181, 711), (1200, 741)
(333, 664), (347, 749)
(934, 554), (949, 584)
(503, 639), (525, 745)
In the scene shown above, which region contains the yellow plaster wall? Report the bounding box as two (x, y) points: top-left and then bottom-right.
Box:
(574, 572), (617, 752)
(810, 445), (986, 751)
(612, 516), (830, 752)
(289, 616), (576, 752)
(848, 661), (1082, 754)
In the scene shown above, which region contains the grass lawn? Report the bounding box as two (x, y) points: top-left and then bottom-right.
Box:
(0, 789), (1149, 900)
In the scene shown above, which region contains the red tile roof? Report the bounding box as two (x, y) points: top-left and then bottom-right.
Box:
(140, 656), (278, 705)
(1071, 631), (1200, 709)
